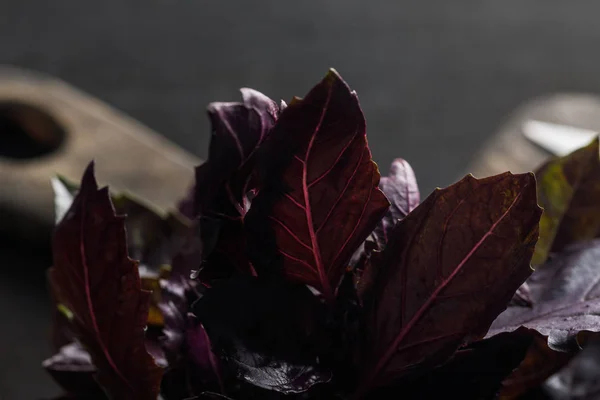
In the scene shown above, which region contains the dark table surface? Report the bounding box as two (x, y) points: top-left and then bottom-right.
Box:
(4, 1), (600, 398)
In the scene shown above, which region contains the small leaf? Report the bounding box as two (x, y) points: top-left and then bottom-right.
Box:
(186, 318), (224, 391)
(532, 136), (600, 265)
(489, 239), (600, 350)
(357, 172), (541, 393)
(49, 162), (163, 399)
(245, 69), (389, 301)
(42, 342), (104, 398)
(194, 88), (278, 219)
(372, 158), (420, 249)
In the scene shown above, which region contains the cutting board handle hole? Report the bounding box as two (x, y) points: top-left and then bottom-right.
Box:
(0, 101), (66, 160)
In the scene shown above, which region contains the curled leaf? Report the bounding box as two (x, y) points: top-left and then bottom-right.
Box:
(194, 88), (278, 279)
(49, 162), (163, 399)
(194, 88), (277, 219)
(358, 172), (541, 393)
(245, 69), (389, 301)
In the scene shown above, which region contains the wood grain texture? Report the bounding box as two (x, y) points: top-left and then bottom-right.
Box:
(0, 66), (200, 245)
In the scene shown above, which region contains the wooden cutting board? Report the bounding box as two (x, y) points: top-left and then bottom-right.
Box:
(0, 66), (201, 246)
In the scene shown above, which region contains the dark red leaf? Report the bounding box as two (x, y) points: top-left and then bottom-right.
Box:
(49, 162), (163, 399)
(357, 172), (541, 394)
(488, 239), (600, 350)
(372, 158), (419, 249)
(245, 69), (389, 301)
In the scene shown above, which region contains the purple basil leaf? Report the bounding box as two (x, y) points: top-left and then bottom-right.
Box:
(193, 88), (277, 279)
(241, 88), (279, 121)
(42, 342), (104, 398)
(194, 88), (277, 219)
(52, 174), (193, 277)
(192, 277), (331, 395)
(372, 158), (420, 249)
(51, 174), (196, 329)
(488, 239), (600, 350)
(225, 345), (331, 395)
(356, 172), (540, 394)
(49, 163), (163, 398)
(244, 69), (389, 302)
(158, 277), (224, 399)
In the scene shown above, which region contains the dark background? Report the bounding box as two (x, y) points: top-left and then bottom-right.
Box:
(3, 1), (600, 398)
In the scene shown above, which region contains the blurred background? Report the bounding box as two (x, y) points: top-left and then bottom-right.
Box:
(2, 1), (600, 398)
